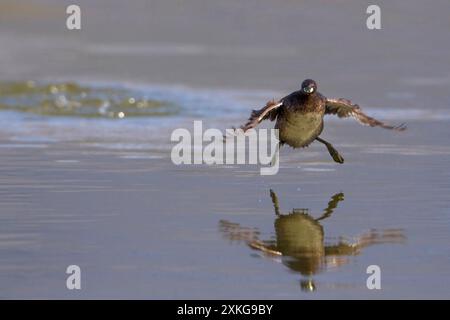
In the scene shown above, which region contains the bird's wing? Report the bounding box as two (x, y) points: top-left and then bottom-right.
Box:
(325, 98), (406, 131)
(240, 100), (283, 132)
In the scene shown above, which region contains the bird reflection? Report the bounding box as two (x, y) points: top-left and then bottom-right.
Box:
(219, 190), (405, 292)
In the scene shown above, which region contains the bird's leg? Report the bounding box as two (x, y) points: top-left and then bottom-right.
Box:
(270, 142), (280, 167)
(315, 137), (344, 164)
(269, 189), (281, 216)
(315, 192), (344, 222)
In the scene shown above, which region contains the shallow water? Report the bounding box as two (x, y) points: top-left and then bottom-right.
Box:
(0, 119), (449, 299)
(0, 0), (450, 299)
(0, 81), (180, 118)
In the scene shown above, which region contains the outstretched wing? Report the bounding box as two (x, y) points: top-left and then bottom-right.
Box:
(325, 98), (406, 131)
(240, 100), (283, 132)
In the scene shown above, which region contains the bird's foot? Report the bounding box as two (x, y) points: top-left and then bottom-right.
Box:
(331, 151), (344, 164)
(328, 147), (344, 164)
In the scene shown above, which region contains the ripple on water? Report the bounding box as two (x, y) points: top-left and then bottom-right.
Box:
(0, 81), (180, 118)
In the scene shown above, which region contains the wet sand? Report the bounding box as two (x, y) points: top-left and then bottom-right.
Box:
(0, 0), (450, 298)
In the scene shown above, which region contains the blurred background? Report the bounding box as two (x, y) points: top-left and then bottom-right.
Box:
(0, 0), (449, 299)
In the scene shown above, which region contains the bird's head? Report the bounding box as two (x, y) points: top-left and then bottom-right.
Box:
(301, 79), (317, 95)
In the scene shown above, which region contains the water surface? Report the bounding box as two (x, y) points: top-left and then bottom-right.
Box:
(0, 0), (449, 299)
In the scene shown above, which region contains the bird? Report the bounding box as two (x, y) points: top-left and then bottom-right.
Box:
(234, 79), (406, 163)
(219, 190), (406, 291)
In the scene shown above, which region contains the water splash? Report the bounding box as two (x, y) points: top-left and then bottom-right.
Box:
(0, 81), (180, 118)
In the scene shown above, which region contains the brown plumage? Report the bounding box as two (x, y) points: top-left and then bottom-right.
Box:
(233, 79), (406, 164)
(325, 98), (406, 130)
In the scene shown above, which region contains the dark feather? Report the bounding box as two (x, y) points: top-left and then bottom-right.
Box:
(240, 100), (282, 132)
(325, 98), (406, 131)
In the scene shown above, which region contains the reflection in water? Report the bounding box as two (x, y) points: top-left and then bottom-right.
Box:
(219, 190), (405, 291)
